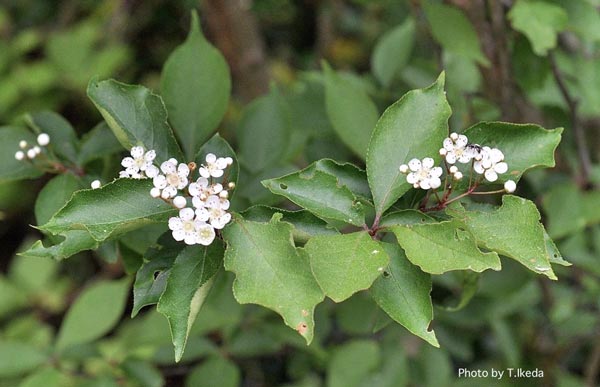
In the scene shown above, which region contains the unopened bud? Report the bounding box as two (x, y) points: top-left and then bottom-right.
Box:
(219, 190), (229, 199)
(399, 164), (408, 174)
(19, 140), (28, 149)
(37, 133), (50, 146)
(227, 182), (236, 189)
(91, 180), (101, 189)
(15, 151), (25, 160)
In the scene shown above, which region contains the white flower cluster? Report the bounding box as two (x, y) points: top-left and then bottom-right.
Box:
(118, 148), (235, 246)
(399, 132), (517, 193)
(14, 133), (50, 161)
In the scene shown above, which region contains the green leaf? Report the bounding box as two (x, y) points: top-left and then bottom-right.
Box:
(390, 220), (501, 274)
(262, 165), (366, 226)
(308, 159), (371, 200)
(327, 340), (380, 387)
(542, 182), (586, 239)
(424, 3), (489, 65)
(55, 278), (129, 351)
(366, 73), (451, 215)
(9, 255), (58, 294)
(508, 0), (568, 56)
(20, 231), (99, 261)
(370, 242), (438, 346)
(161, 11), (231, 159)
(465, 122), (562, 183)
(305, 232), (389, 302)
(194, 133), (238, 196)
(379, 209), (435, 228)
(448, 195), (557, 280)
(323, 63), (379, 158)
(544, 228), (570, 267)
(35, 173), (82, 226)
(40, 179), (176, 242)
(222, 215), (324, 343)
(25, 111), (78, 164)
(87, 78), (183, 162)
(0, 341), (47, 377)
(77, 123), (122, 165)
(157, 241), (224, 362)
(132, 233), (183, 317)
(236, 87), (290, 173)
(241, 205), (339, 243)
(185, 356), (240, 387)
(372, 18), (415, 87)
(558, 0), (600, 43)
(0, 127), (44, 182)
(121, 359), (164, 387)
(18, 367), (69, 387)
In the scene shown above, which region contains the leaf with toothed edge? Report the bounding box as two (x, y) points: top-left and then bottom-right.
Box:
(222, 214), (324, 344)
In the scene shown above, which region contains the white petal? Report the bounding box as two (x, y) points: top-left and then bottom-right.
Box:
(494, 162), (508, 174)
(121, 157), (134, 167)
(197, 224), (216, 245)
(197, 177), (209, 188)
(188, 183), (201, 196)
(145, 165), (159, 178)
(456, 135), (468, 147)
(220, 199), (230, 210)
(430, 167), (443, 178)
(210, 183), (223, 194)
(422, 157), (435, 169)
(225, 157), (233, 165)
(458, 153), (472, 163)
(131, 146), (144, 158)
(212, 213), (231, 229)
(443, 138), (454, 151)
(120, 170), (130, 178)
(419, 180), (431, 190)
(153, 175), (167, 189)
(205, 195), (221, 208)
(184, 234), (197, 245)
(484, 169), (498, 182)
(178, 163), (190, 177)
(162, 186), (177, 198)
(144, 150), (156, 161)
(176, 177), (188, 189)
(406, 173), (418, 184)
(211, 168), (224, 178)
(445, 153), (457, 164)
(429, 177), (441, 189)
(168, 217), (183, 231)
(180, 208), (195, 220)
(490, 148), (504, 163)
(192, 196), (205, 209)
(195, 207), (210, 221)
(173, 196), (187, 209)
(215, 158), (228, 169)
(473, 162), (485, 174)
(206, 153), (217, 163)
(150, 187), (161, 197)
(408, 158), (421, 171)
(161, 161), (176, 174)
(199, 167), (210, 178)
(172, 229), (185, 241)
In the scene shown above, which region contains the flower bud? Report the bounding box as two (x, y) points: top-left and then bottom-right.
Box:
(228, 182), (236, 189)
(450, 132), (459, 141)
(453, 172), (463, 180)
(399, 164), (408, 173)
(19, 140), (28, 149)
(150, 188), (161, 198)
(219, 190), (229, 199)
(15, 151), (25, 160)
(504, 180), (516, 193)
(449, 165), (458, 174)
(27, 149), (37, 159)
(37, 133), (50, 146)
(173, 196), (187, 209)
(33, 146), (41, 155)
(91, 180), (101, 189)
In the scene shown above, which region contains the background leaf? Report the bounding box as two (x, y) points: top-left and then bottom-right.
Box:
(366, 73), (451, 215)
(0, 127), (44, 183)
(161, 11), (231, 159)
(34, 173), (82, 226)
(0, 341), (47, 378)
(372, 18), (415, 88)
(509, 0), (568, 56)
(25, 111), (78, 164)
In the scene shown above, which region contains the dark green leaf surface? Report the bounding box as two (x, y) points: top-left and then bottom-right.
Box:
(161, 12), (231, 159)
(87, 78), (183, 162)
(308, 159), (371, 200)
(305, 232), (389, 302)
(185, 356), (240, 387)
(370, 243), (438, 346)
(542, 183), (586, 239)
(366, 73), (451, 215)
(77, 123), (123, 165)
(323, 63), (379, 158)
(41, 179), (176, 242)
(223, 215), (324, 343)
(327, 340), (380, 387)
(379, 209), (435, 228)
(0, 127), (44, 182)
(262, 167), (366, 226)
(390, 221), (501, 274)
(157, 241), (224, 362)
(35, 173), (82, 226)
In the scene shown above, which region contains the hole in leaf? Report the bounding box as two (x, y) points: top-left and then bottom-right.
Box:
(280, 183), (288, 190)
(553, 254), (558, 258)
(153, 271), (160, 280)
(383, 271), (390, 278)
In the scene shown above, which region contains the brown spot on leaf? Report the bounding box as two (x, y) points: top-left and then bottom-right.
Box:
(296, 322), (308, 335)
(301, 309), (309, 317)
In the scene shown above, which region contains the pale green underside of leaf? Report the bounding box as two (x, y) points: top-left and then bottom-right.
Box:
(305, 232), (389, 302)
(222, 214), (324, 344)
(161, 11), (231, 159)
(40, 179), (176, 242)
(366, 73), (451, 215)
(370, 242), (438, 347)
(87, 78), (183, 162)
(390, 221), (501, 274)
(448, 195), (557, 280)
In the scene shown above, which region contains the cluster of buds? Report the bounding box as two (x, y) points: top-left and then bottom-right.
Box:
(118, 148), (234, 246)
(399, 132), (517, 201)
(14, 133), (50, 161)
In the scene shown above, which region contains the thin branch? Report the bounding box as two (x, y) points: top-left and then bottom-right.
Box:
(549, 52), (593, 188)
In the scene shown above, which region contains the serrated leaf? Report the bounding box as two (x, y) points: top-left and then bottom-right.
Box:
(194, 133), (238, 197)
(0, 127), (44, 183)
(508, 0), (568, 56)
(390, 220), (501, 274)
(161, 11), (231, 159)
(40, 179), (176, 242)
(323, 63), (379, 158)
(448, 195), (557, 280)
(35, 173), (82, 226)
(366, 73), (451, 215)
(464, 122), (562, 183)
(222, 215), (324, 343)
(56, 278), (129, 351)
(236, 87), (290, 173)
(544, 228), (570, 267)
(241, 205), (339, 243)
(25, 111), (79, 164)
(305, 232), (389, 302)
(372, 18), (415, 87)
(87, 78), (183, 162)
(370, 242), (438, 347)
(157, 241), (224, 362)
(424, 3), (489, 65)
(20, 231), (99, 261)
(262, 166), (366, 227)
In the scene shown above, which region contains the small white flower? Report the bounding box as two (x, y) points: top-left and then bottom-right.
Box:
(37, 133), (50, 146)
(504, 180), (516, 193)
(405, 157), (443, 190)
(152, 159), (190, 199)
(199, 153), (229, 178)
(173, 196), (187, 209)
(168, 208), (216, 245)
(474, 147), (508, 182)
(227, 182), (236, 189)
(120, 146), (159, 179)
(195, 195), (231, 229)
(196, 223), (217, 246)
(441, 133), (472, 164)
(15, 151), (25, 160)
(90, 180), (101, 189)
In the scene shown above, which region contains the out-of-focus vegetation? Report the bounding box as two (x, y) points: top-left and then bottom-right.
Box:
(0, 1), (599, 386)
